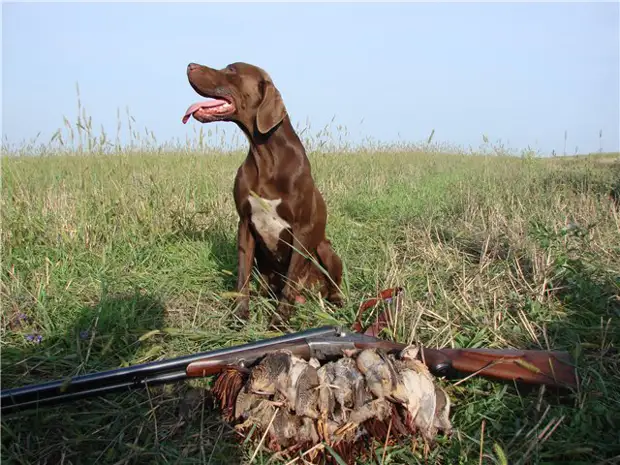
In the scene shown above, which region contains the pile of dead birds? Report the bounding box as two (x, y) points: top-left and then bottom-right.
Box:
(211, 345), (453, 464)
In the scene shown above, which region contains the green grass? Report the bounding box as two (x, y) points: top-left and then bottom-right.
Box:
(1, 111), (620, 464)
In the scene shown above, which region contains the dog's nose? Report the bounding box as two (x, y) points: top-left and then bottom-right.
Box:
(187, 63), (200, 73)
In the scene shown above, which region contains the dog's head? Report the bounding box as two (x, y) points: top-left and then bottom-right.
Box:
(183, 62), (287, 136)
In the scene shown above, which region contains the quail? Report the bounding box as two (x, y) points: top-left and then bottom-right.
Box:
(299, 417), (320, 444)
(234, 396), (278, 432)
(392, 349), (446, 439)
(433, 385), (453, 434)
(248, 351), (291, 396)
(348, 398), (392, 425)
(317, 363), (336, 421)
(287, 355), (321, 419)
(270, 412), (318, 447)
(330, 356), (366, 421)
(355, 348), (397, 399)
(234, 384), (263, 421)
(270, 408), (300, 447)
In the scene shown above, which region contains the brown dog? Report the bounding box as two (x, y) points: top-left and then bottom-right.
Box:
(183, 62), (344, 325)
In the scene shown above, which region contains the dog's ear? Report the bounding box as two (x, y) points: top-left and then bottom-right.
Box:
(256, 81), (286, 135)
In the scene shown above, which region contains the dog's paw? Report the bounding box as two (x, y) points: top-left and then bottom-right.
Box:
(328, 292), (345, 308)
(268, 302), (294, 329)
(233, 299), (250, 321)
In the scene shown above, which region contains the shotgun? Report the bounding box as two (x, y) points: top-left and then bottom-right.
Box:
(0, 325), (577, 416)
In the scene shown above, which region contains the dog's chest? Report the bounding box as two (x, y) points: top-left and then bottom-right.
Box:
(248, 196), (291, 252)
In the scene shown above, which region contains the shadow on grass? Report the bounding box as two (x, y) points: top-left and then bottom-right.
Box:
(1, 289), (245, 465)
(523, 249), (614, 462)
(522, 261), (619, 464)
(165, 224), (239, 293)
(2, 290), (166, 384)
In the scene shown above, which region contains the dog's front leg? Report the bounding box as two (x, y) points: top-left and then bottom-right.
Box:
(235, 217), (255, 320)
(316, 239), (344, 306)
(270, 234), (313, 326)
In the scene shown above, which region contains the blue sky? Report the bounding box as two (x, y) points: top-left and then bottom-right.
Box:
(3, 2), (619, 155)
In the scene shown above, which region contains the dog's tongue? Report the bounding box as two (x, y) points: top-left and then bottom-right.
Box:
(182, 99), (226, 124)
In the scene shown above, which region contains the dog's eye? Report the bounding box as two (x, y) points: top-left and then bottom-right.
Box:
(226, 65), (236, 73)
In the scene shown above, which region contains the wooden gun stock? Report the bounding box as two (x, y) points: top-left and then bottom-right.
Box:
(419, 347), (578, 389)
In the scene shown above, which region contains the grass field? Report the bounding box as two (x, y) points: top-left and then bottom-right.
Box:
(1, 117), (620, 465)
